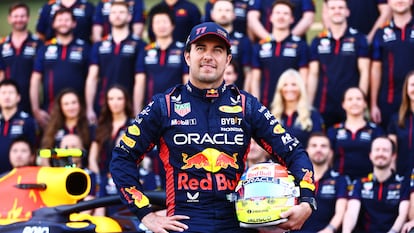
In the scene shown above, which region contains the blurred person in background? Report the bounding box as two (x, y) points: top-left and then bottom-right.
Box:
(0, 2), (43, 114)
(40, 89), (93, 167)
(270, 69), (324, 147)
(31, 8), (90, 128)
(88, 85), (134, 216)
(307, 0), (370, 128)
(247, 0), (315, 41)
(293, 133), (348, 233)
(250, 0), (309, 108)
(9, 137), (36, 169)
(85, 1), (145, 123)
(204, 0), (250, 35)
(322, 0), (391, 43)
(0, 79), (37, 174)
(147, 0), (201, 43)
(342, 137), (409, 233)
(92, 0), (145, 42)
(210, 0), (252, 91)
(36, 0), (94, 42)
(135, 4), (188, 112)
(370, 0), (414, 129)
(327, 87), (384, 181)
(388, 71), (414, 177)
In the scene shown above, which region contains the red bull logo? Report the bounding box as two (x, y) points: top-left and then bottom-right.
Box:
(299, 169), (315, 191)
(206, 89), (219, 98)
(181, 148), (239, 173)
(124, 186), (149, 208)
(178, 173), (238, 191)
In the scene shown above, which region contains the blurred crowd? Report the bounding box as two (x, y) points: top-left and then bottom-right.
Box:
(1, 0), (414, 232)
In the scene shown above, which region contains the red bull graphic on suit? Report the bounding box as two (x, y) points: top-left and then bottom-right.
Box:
(179, 148), (240, 191)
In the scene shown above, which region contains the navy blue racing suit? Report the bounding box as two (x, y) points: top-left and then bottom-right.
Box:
(110, 82), (315, 233)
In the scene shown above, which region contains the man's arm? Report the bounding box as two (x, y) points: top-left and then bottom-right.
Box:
(92, 25), (103, 43)
(85, 64), (99, 123)
(389, 200), (409, 233)
(247, 10), (270, 41)
(342, 199), (361, 233)
(250, 68), (261, 99)
(30, 71), (49, 128)
(367, 4), (391, 44)
(133, 73), (146, 115)
(358, 57), (370, 95)
(0, 70), (4, 81)
(320, 198), (347, 233)
(370, 61), (382, 124)
(291, 12), (315, 37)
(307, 61), (319, 105)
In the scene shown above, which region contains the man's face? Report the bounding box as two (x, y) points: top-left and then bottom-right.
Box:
(152, 14), (174, 39)
(307, 136), (332, 166)
(184, 35), (232, 88)
(388, 0), (413, 14)
(0, 85), (20, 110)
(8, 7), (29, 32)
(52, 12), (76, 36)
(109, 4), (131, 28)
(270, 3), (294, 30)
(370, 138), (394, 170)
(211, 1), (235, 27)
(9, 142), (34, 168)
(223, 64), (238, 85)
(326, 0), (349, 25)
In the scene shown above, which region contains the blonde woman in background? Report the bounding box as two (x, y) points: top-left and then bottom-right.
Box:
(270, 69), (324, 147)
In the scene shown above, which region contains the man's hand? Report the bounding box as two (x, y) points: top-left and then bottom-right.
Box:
(277, 202), (312, 231)
(87, 109), (97, 124)
(141, 212), (190, 233)
(33, 109), (50, 129)
(402, 220), (414, 233)
(370, 105), (382, 124)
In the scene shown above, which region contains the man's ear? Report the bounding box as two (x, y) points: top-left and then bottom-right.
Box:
(184, 51), (191, 66)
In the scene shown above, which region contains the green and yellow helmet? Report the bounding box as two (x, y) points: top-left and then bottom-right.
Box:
(235, 162), (300, 228)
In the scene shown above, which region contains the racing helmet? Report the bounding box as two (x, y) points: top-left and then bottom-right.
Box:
(234, 162), (300, 228)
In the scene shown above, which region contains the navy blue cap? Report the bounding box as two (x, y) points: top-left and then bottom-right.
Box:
(185, 22), (231, 49)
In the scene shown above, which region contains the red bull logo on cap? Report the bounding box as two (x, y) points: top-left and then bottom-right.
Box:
(181, 148), (239, 173)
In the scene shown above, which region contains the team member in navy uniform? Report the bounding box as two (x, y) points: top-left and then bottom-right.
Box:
(370, 0), (414, 129)
(293, 133), (348, 233)
(250, 0), (309, 107)
(0, 3), (43, 114)
(85, 1), (146, 123)
(135, 5), (188, 113)
(0, 80), (37, 174)
(92, 0), (145, 42)
(327, 88), (384, 181)
(322, 0), (391, 43)
(210, 0), (252, 91)
(36, 0), (95, 42)
(147, 0), (201, 43)
(342, 137), (410, 233)
(270, 69), (324, 147)
(247, 0), (315, 41)
(111, 22), (316, 233)
(30, 8), (90, 128)
(388, 71), (414, 177)
(308, 0), (370, 128)
(204, 0), (250, 35)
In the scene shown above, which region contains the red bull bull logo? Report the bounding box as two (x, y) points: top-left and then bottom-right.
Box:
(181, 148), (239, 173)
(124, 186), (149, 208)
(299, 169), (315, 191)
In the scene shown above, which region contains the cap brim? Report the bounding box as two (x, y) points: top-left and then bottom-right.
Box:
(188, 32), (231, 49)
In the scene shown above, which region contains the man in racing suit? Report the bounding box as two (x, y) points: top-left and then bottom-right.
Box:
(111, 22), (316, 233)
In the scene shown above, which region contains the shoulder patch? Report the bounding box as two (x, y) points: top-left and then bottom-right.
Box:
(318, 29), (329, 38)
(45, 38), (57, 45)
(175, 41), (184, 48)
(145, 42), (156, 50)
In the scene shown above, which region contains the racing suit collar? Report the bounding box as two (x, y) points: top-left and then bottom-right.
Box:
(185, 81), (227, 100)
